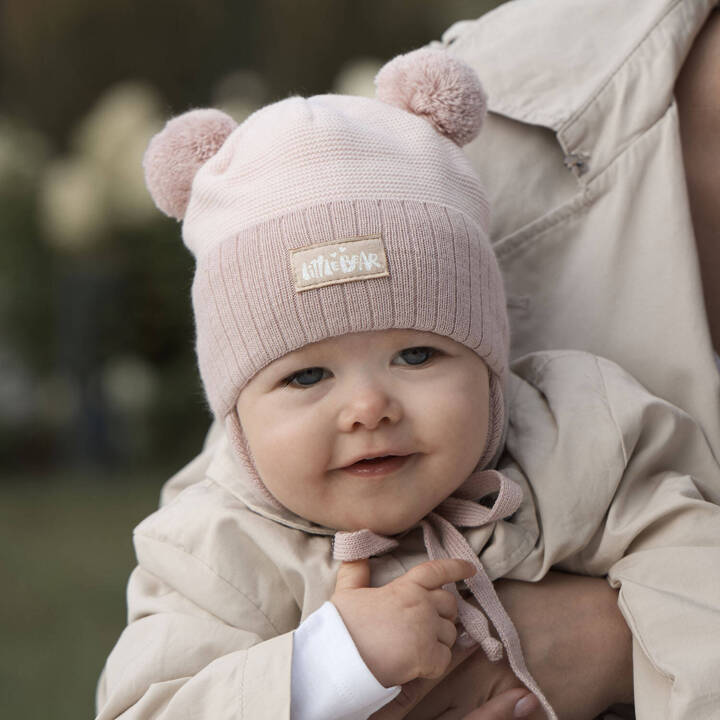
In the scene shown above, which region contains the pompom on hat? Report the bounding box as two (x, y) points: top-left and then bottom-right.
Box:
(143, 47), (509, 502)
(144, 108), (237, 220)
(375, 47), (487, 145)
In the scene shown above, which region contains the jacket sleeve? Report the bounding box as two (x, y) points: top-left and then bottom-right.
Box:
(595, 356), (720, 719)
(553, 354), (720, 719)
(95, 557), (295, 720)
(567, 353), (720, 570)
(501, 351), (720, 580)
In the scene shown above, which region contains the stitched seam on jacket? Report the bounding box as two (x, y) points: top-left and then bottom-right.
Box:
(445, 4), (569, 128)
(558, 0), (685, 134)
(451, 0), (689, 130)
(581, 98), (678, 190)
(564, 83), (680, 186)
(615, 581), (676, 682)
(594, 357), (629, 468)
(518, 351), (625, 467)
(489, 529), (539, 581)
(494, 100), (674, 266)
(507, 366), (527, 411)
(239, 648), (248, 720)
(557, 0), (707, 185)
(516, 351), (562, 390)
(134, 532), (284, 636)
(493, 187), (594, 264)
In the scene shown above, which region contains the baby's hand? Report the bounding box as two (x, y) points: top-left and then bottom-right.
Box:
(330, 557), (476, 688)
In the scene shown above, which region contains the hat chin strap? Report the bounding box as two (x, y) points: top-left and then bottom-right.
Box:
(334, 469), (558, 720)
(225, 408), (286, 510)
(477, 372), (506, 470)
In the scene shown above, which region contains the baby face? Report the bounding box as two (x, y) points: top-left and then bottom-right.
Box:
(236, 329), (490, 535)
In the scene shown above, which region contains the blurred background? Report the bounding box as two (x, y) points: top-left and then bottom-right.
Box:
(0, 0), (504, 716)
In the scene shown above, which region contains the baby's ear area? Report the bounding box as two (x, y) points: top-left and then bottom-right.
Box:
(374, 47), (487, 147)
(142, 108), (238, 220)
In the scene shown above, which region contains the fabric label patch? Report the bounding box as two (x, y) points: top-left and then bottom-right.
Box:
(290, 234), (390, 292)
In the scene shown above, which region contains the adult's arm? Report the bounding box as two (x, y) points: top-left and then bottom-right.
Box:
(372, 571), (633, 720)
(675, 7), (720, 351)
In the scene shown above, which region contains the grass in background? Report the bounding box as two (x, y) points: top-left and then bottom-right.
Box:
(0, 468), (173, 719)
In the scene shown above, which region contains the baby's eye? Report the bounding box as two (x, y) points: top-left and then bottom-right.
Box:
(397, 346), (437, 365)
(283, 367), (329, 388)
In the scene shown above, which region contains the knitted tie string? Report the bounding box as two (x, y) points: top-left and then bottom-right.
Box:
(333, 469), (558, 720)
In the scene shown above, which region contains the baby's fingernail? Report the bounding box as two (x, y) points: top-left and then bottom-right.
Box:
(513, 693), (539, 718)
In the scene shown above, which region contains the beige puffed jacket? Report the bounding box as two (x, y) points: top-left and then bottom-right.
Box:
(95, 351), (720, 720)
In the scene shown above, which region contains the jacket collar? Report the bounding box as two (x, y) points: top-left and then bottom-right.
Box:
(443, 0), (716, 182)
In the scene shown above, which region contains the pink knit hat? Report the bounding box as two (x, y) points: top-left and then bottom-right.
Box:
(143, 47), (510, 505)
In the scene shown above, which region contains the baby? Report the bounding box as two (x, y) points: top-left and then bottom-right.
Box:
(96, 47), (720, 720)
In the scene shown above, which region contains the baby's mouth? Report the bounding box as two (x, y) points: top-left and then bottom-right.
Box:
(354, 455), (396, 465)
(341, 454), (413, 476)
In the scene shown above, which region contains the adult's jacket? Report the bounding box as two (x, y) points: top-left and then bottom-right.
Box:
(435, 0), (720, 455)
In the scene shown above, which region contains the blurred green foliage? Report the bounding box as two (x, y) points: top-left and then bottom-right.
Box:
(0, 469), (166, 718)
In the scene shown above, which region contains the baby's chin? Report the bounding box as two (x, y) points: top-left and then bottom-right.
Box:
(335, 512), (426, 537)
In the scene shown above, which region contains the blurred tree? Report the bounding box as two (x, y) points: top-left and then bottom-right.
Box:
(1, 0), (500, 143)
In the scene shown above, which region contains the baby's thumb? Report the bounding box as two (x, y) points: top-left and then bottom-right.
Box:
(334, 559), (371, 592)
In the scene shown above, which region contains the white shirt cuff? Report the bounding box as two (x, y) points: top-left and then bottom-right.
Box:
(291, 601), (401, 720)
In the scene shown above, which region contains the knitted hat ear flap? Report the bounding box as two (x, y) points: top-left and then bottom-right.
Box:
(143, 108), (237, 220)
(374, 47), (487, 146)
(477, 373), (507, 471)
(225, 407), (285, 510)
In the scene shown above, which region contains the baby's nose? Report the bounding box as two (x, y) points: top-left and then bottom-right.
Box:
(337, 383), (403, 432)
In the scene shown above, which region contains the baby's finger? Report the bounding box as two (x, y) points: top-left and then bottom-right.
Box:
(436, 617), (457, 648)
(424, 642), (453, 679)
(334, 559), (371, 592)
(429, 588), (458, 620)
(405, 558), (477, 591)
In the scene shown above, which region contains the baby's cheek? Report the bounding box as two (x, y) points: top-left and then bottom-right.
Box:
(252, 421), (321, 484)
(242, 421), (286, 479)
(439, 390), (483, 432)
(443, 394), (489, 466)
